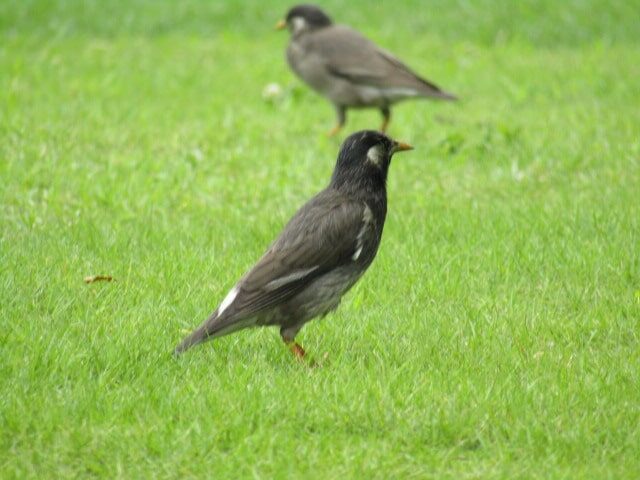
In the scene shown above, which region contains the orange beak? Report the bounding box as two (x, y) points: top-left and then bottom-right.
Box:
(393, 141), (414, 153)
(275, 19), (286, 30)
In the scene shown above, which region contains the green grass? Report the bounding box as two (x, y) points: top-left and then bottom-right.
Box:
(1, 0), (639, 478)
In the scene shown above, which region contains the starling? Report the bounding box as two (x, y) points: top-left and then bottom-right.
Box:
(174, 131), (413, 358)
(276, 4), (457, 136)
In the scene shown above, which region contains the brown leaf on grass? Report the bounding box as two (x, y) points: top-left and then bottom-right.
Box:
(84, 275), (114, 284)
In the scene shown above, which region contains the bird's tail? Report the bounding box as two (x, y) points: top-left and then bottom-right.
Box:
(418, 83), (457, 101)
(173, 311), (254, 356)
(174, 323), (209, 356)
(430, 89), (457, 101)
(414, 75), (458, 101)
(173, 306), (227, 356)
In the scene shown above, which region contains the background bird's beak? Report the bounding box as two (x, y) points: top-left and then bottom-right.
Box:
(392, 142), (414, 153)
(275, 19), (286, 30)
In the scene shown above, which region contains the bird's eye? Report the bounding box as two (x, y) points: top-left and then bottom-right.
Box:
(366, 145), (385, 167)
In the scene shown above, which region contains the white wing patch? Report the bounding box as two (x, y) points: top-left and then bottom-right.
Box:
(359, 86), (421, 104)
(217, 286), (239, 316)
(367, 145), (384, 167)
(353, 204), (373, 261)
(264, 266), (319, 291)
(381, 87), (422, 99)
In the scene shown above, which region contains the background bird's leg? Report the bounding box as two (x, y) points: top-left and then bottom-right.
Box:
(328, 105), (346, 137)
(380, 106), (391, 133)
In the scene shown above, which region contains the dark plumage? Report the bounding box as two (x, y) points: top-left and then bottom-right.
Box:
(277, 4), (457, 135)
(174, 131), (413, 358)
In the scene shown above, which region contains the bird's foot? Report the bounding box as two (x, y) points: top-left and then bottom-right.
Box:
(285, 341), (325, 367)
(327, 124), (342, 137)
(288, 341), (306, 359)
(379, 119), (389, 133)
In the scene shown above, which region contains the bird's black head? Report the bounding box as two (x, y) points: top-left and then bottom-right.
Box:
(277, 4), (333, 35)
(330, 130), (413, 195)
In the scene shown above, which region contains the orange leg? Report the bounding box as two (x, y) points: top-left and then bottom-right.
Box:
(281, 326), (321, 365)
(327, 124), (343, 137)
(283, 338), (318, 366)
(328, 105), (346, 137)
(288, 341), (306, 359)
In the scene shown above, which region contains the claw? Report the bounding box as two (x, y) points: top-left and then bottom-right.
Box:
(288, 342), (306, 359)
(284, 340), (323, 367)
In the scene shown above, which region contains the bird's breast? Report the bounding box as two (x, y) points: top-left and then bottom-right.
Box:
(286, 39), (353, 103)
(288, 266), (364, 319)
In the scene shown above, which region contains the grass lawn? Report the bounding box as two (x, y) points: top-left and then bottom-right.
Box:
(1, 0), (639, 477)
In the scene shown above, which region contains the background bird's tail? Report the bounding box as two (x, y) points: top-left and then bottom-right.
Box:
(430, 89), (457, 101)
(418, 82), (458, 101)
(414, 75), (458, 101)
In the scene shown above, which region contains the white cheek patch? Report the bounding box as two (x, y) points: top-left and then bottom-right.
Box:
(367, 145), (384, 167)
(217, 286), (239, 317)
(291, 17), (307, 34)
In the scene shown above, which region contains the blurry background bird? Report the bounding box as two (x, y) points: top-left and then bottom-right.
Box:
(276, 4), (457, 136)
(175, 130), (413, 359)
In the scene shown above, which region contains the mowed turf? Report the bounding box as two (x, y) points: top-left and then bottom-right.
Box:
(1, 0), (639, 478)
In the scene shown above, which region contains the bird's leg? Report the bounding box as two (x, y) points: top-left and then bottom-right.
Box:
(328, 106), (346, 137)
(380, 106), (391, 133)
(287, 341), (307, 359)
(280, 326), (306, 360)
(280, 326), (319, 365)
(283, 338), (322, 367)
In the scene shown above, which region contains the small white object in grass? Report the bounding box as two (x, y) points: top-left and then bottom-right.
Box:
(511, 161), (525, 182)
(190, 147), (204, 162)
(262, 82), (283, 102)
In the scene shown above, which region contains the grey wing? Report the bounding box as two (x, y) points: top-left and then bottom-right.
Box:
(315, 25), (456, 99)
(225, 194), (365, 319)
(174, 193), (365, 354)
